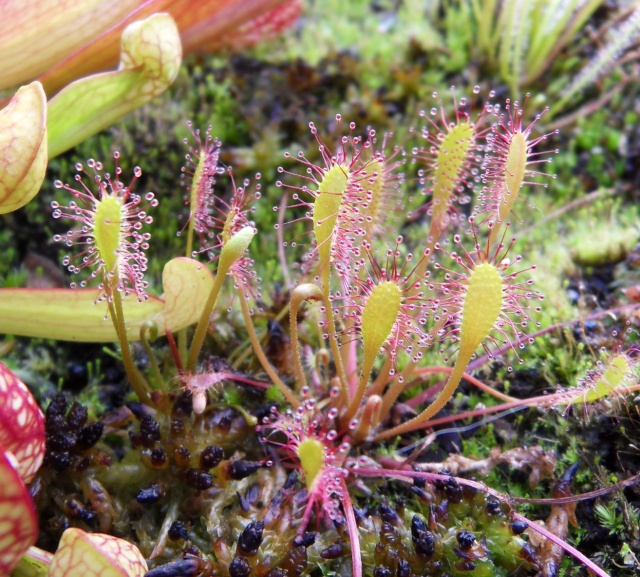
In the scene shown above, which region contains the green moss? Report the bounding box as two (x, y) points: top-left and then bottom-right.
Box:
(566, 200), (639, 266)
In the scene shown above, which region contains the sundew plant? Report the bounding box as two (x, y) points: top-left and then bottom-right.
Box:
(2, 85), (640, 577)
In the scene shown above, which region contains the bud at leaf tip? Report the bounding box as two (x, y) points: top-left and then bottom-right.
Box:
(218, 226), (255, 273)
(499, 131), (527, 224)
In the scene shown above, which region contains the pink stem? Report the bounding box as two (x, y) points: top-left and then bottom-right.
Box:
(355, 467), (508, 502)
(406, 367), (518, 408)
(511, 512), (610, 577)
(298, 495), (316, 537)
(223, 374), (270, 389)
(165, 329), (182, 373)
(340, 477), (362, 577)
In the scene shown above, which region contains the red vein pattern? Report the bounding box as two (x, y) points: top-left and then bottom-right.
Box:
(49, 528), (148, 577)
(0, 361), (45, 483)
(0, 449), (38, 574)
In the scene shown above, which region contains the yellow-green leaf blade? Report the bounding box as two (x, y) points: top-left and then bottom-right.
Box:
(162, 257), (215, 330)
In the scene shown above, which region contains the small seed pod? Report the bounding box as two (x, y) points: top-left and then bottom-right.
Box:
(509, 520), (528, 535)
(485, 499), (501, 515)
(320, 542), (344, 560)
(46, 394), (68, 420)
(229, 556), (251, 577)
(66, 403), (88, 430)
(253, 402), (279, 424)
(76, 422), (104, 450)
(184, 544), (201, 556)
(411, 486), (431, 502)
(228, 460), (261, 480)
(433, 500), (449, 522)
(126, 402), (148, 420)
(379, 503), (400, 526)
(413, 475), (427, 489)
(168, 521), (190, 541)
(136, 481), (166, 504)
(139, 415), (161, 447)
(378, 521), (396, 543)
(144, 557), (204, 577)
(411, 515), (435, 557)
(263, 490), (285, 526)
(292, 532), (316, 548)
(46, 413), (67, 436)
(172, 391), (194, 417)
(456, 530), (476, 550)
(184, 468), (214, 491)
(128, 431), (143, 449)
(149, 448), (168, 469)
(199, 445), (224, 469)
(64, 498), (96, 522)
(237, 521), (264, 556)
(81, 477), (115, 533)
